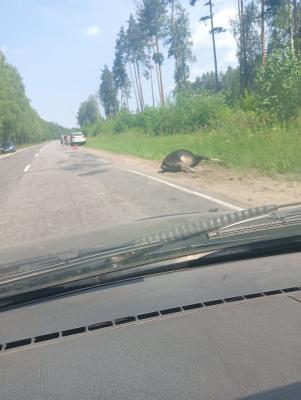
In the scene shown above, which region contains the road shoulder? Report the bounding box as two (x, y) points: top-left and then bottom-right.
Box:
(81, 146), (301, 208)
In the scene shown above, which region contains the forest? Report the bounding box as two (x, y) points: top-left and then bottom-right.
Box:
(0, 51), (68, 147)
(77, 0), (301, 175)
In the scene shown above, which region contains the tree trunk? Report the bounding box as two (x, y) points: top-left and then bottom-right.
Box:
(289, 2), (294, 51)
(155, 37), (165, 105)
(292, 0), (298, 52)
(121, 90), (127, 111)
(152, 44), (162, 104)
(237, 0), (243, 93)
(171, 0), (178, 77)
(133, 60), (143, 111)
(125, 92), (129, 112)
(208, 0), (219, 91)
(171, 0), (175, 30)
(240, 0), (248, 91)
(128, 62), (140, 112)
(261, 0), (266, 65)
(136, 60), (144, 111)
(133, 60), (141, 109)
(148, 46), (155, 107)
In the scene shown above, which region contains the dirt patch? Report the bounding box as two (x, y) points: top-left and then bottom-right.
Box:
(82, 146), (301, 208)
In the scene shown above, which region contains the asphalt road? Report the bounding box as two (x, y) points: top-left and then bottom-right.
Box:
(0, 141), (237, 250)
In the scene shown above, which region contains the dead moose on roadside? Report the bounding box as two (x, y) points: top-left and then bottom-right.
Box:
(159, 150), (221, 173)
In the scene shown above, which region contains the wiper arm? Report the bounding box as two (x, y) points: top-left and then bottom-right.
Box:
(209, 207), (301, 238)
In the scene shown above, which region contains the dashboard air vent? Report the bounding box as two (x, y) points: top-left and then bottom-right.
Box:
(1, 285), (300, 353)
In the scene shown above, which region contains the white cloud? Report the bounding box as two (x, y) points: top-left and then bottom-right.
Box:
(190, 67), (207, 80)
(191, 23), (209, 49)
(85, 25), (100, 37)
(224, 49), (238, 65)
(192, 7), (236, 50)
(190, 6), (238, 74)
(0, 45), (7, 54)
(214, 7), (237, 30)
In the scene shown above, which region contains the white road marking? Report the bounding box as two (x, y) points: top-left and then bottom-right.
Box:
(97, 158), (110, 165)
(24, 164), (31, 172)
(121, 168), (243, 211)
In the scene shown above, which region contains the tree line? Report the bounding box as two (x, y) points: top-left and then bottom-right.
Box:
(77, 0), (301, 127)
(0, 51), (68, 146)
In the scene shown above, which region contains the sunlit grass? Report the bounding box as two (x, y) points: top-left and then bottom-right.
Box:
(87, 123), (301, 176)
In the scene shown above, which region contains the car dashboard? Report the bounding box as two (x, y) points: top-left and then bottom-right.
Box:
(0, 251), (301, 399)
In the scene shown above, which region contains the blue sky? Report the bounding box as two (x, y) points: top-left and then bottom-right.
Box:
(0, 0), (237, 127)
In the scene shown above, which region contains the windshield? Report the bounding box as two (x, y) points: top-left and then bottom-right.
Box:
(0, 1), (300, 268)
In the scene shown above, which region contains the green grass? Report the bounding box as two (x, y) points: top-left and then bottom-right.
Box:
(85, 95), (301, 176)
(86, 122), (301, 176)
(17, 143), (36, 150)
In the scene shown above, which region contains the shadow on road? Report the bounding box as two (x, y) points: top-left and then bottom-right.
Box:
(78, 169), (110, 176)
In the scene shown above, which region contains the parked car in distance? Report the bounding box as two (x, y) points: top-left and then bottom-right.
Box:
(63, 135), (71, 145)
(70, 131), (86, 146)
(1, 142), (16, 154)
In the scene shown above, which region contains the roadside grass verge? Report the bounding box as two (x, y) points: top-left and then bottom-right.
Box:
(86, 121), (301, 176)
(17, 143), (37, 150)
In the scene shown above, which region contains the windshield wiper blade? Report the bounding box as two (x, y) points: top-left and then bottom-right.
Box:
(0, 241), (163, 301)
(1, 231), (301, 313)
(135, 202), (301, 246)
(209, 213), (301, 238)
(1, 202), (301, 312)
(2, 202), (300, 289)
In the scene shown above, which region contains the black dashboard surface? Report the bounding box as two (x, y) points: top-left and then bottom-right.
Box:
(0, 252), (300, 399)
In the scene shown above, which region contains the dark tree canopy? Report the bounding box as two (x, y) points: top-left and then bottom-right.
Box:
(166, 2), (195, 90)
(0, 51), (68, 145)
(99, 65), (119, 118)
(77, 96), (100, 128)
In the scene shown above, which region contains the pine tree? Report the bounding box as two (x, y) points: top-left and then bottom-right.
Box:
(266, 0), (293, 51)
(138, 0), (167, 105)
(99, 65), (119, 118)
(125, 14), (146, 111)
(113, 26), (131, 111)
(232, 0), (261, 91)
(77, 96), (100, 128)
(261, 0), (266, 64)
(190, 0), (226, 91)
(166, 2), (195, 90)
